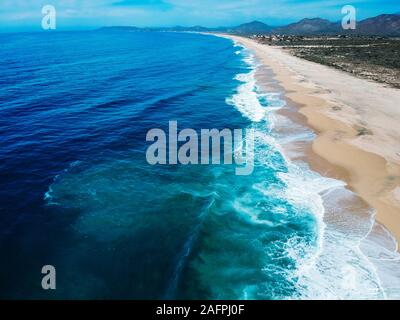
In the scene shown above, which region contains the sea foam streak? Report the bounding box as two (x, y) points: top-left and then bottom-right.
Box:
(228, 40), (400, 299)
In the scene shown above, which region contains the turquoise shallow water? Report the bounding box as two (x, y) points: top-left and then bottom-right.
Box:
(1, 31), (399, 299)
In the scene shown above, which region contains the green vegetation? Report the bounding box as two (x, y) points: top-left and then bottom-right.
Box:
(259, 36), (400, 88)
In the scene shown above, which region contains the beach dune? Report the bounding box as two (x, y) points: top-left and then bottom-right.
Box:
(222, 34), (400, 245)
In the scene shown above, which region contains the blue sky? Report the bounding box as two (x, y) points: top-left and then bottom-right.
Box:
(0, 0), (398, 31)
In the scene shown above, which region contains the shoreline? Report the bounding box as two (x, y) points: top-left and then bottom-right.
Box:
(218, 34), (400, 247)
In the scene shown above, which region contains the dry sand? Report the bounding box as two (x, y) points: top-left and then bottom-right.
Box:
(221, 34), (400, 244)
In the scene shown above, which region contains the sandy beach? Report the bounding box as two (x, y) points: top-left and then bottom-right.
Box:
(220, 34), (400, 245)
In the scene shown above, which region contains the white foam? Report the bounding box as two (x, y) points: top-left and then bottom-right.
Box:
(228, 40), (400, 299)
(258, 92), (286, 109)
(226, 49), (285, 128)
(360, 224), (400, 299)
(271, 104), (400, 299)
(226, 70), (267, 122)
(270, 111), (397, 299)
(285, 184), (388, 299)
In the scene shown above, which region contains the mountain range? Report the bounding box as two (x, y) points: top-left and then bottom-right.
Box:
(100, 13), (400, 36)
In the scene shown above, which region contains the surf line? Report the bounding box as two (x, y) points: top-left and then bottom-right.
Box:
(146, 121), (256, 176)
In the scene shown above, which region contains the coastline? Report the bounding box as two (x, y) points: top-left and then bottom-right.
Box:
(218, 34), (400, 247)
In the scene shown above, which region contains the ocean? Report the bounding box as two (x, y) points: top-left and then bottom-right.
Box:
(0, 30), (399, 299)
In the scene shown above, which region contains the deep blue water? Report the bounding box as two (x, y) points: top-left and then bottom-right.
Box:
(2, 30), (393, 300)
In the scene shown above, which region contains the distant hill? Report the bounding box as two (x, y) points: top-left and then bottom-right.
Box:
(356, 14), (400, 36)
(272, 14), (400, 36)
(98, 21), (273, 34)
(167, 25), (211, 32)
(99, 13), (400, 36)
(272, 18), (339, 35)
(226, 21), (273, 35)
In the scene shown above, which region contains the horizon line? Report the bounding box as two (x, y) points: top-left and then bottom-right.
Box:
(1, 11), (399, 34)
